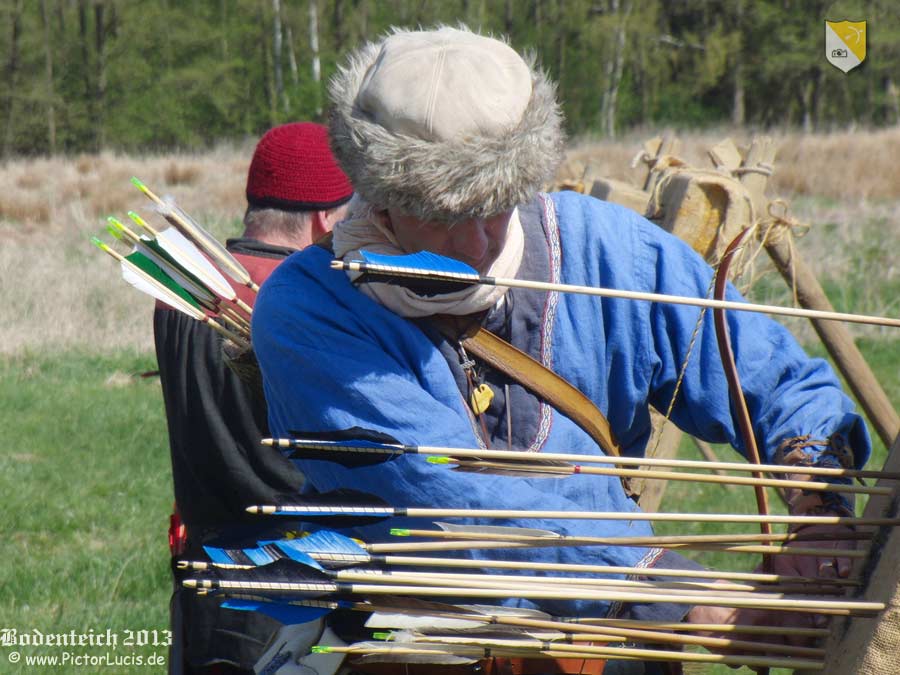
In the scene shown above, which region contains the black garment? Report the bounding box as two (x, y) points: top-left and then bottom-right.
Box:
(155, 238), (304, 672)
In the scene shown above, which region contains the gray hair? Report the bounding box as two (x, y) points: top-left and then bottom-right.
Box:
(242, 206), (315, 238)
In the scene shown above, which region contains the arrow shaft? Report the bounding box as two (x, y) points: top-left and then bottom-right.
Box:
(189, 578), (881, 613)
(267, 438), (897, 480)
(335, 259), (900, 328)
(447, 458), (892, 496)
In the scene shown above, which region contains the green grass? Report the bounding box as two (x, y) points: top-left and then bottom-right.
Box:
(1, 350), (171, 673)
(2, 337), (897, 674)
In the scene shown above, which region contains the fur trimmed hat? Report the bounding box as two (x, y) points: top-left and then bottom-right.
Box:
(246, 122), (353, 211)
(328, 26), (565, 223)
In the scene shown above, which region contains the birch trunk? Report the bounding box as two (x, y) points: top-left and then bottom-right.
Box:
(602, 0), (631, 138)
(309, 0), (321, 116)
(272, 0), (287, 112)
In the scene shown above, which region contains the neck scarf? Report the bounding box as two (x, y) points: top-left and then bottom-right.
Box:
(332, 198), (524, 318)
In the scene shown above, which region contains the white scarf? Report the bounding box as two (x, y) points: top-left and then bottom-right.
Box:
(332, 198), (524, 318)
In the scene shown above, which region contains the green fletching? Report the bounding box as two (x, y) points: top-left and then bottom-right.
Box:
(310, 646), (331, 654)
(90, 236), (108, 251)
(142, 238), (213, 296)
(427, 456), (452, 465)
(125, 251), (202, 310)
(371, 633), (390, 641)
(130, 176), (148, 192)
(106, 225), (122, 239)
(389, 528), (411, 537)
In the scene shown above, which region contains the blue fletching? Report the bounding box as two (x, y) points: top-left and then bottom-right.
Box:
(245, 547), (278, 566)
(281, 530), (368, 557)
(221, 599), (331, 625)
(203, 546), (239, 565)
(359, 250), (478, 276)
(258, 540), (325, 571)
(203, 545), (277, 567)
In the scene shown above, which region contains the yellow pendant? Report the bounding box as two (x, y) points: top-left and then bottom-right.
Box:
(470, 383), (495, 415)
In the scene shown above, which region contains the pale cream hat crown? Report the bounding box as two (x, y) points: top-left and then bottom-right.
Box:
(329, 26), (564, 223)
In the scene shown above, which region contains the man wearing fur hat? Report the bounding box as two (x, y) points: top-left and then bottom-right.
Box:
(252, 27), (870, 673)
(156, 122), (352, 674)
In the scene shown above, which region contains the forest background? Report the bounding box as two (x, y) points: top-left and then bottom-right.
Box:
(2, 0), (899, 156)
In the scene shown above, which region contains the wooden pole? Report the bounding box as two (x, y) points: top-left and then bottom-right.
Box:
(739, 136), (899, 448)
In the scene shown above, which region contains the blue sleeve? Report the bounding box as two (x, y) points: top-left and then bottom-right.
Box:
(634, 217), (871, 468)
(251, 249), (481, 489)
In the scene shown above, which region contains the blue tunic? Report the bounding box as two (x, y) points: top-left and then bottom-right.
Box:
(252, 191), (870, 618)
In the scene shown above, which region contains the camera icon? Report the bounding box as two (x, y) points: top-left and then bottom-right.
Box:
(831, 48), (848, 58)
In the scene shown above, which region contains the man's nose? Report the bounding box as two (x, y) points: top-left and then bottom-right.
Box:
(451, 218), (490, 261)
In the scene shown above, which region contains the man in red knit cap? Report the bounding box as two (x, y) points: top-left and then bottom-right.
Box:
(154, 122), (352, 674)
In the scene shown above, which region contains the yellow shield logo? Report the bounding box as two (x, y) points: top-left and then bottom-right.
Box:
(825, 20), (866, 73)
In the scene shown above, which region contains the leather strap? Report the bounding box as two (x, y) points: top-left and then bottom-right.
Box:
(433, 315), (621, 458)
(318, 233), (623, 463)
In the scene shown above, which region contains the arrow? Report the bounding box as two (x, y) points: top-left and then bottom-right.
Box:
(223, 593), (830, 640)
(92, 237), (249, 349)
(262, 529), (857, 587)
(130, 176), (258, 293)
(372, 627), (825, 660)
(384, 524), (868, 558)
(439, 457), (892, 496)
(267, 433), (898, 481)
(332, 250), (900, 328)
(197, 542), (840, 596)
(246, 498), (891, 527)
(394, 522), (869, 547)
(182, 559), (882, 615)
(317, 636), (826, 671)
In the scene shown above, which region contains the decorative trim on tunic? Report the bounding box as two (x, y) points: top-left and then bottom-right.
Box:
(605, 547), (666, 618)
(529, 192), (562, 452)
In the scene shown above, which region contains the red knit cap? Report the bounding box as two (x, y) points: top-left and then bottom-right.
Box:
(246, 122), (353, 211)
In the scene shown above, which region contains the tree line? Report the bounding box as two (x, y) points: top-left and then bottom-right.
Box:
(2, 0), (898, 157)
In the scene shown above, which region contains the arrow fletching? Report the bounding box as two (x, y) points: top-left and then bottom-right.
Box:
(276, 428), (406, 467)
(128, 210), (238, 303)
(221, 598), (331, 625)
(110, 216), (220, 310)
(274, 530), (372, 568)
(131, 177), (255, 290)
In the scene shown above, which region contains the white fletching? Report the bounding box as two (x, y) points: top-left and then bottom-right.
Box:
(365, 612), (483, 631)
(157, 196), (252, 287)
(458, 604), (554, 620)
(435, 522), (560, 538)
(133, 239), (217, 306)
(120, 261), (204, 321)
(155, 227), (236, 300)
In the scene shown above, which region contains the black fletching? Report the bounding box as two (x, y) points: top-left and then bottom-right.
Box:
(284, 427), (405, 468)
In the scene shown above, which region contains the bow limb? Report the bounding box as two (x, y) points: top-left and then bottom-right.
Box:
(712, 228), (774, 575)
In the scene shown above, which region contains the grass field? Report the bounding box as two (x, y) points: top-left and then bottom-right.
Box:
(2, 129), (898, 673)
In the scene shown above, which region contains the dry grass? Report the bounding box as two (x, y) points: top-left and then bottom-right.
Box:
(1, 128), (898, 355)
(0, 143), (254, 355)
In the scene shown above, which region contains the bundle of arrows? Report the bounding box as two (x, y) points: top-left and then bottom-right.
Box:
(91, 177), (257, 349)
(170, 432), (900, 672)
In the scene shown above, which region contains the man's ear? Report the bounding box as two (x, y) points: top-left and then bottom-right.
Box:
(310, 211), (330, 240)
(372, 208), (392, 233)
